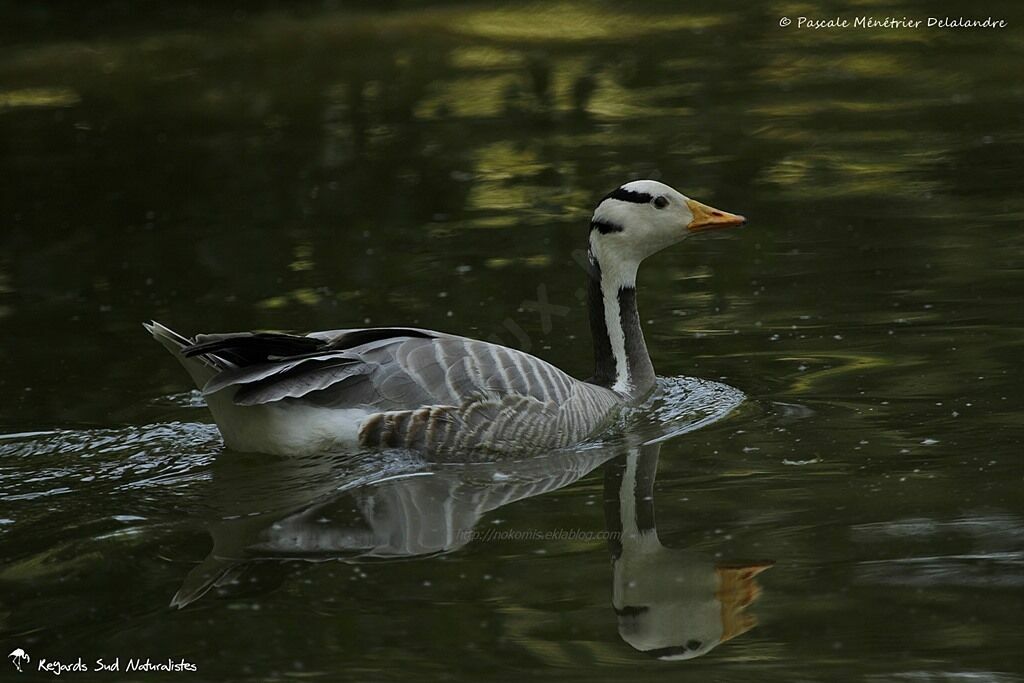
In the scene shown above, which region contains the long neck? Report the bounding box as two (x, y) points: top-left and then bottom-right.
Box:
(586, 248), (657, 399)
(604, 445), (662, 560)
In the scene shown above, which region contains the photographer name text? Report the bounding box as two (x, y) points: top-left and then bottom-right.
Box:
(780, 16), (1007, 29)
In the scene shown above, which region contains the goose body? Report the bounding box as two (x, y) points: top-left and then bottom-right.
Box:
(147, 180), (744, 456)
(148, 323), (621, 455)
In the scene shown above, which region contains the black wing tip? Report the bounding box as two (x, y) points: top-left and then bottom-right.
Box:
(183, 326), (435, 363)
(181, 342), (213, 358)
(328, 327), (435, 351)
(183, 332), (328, 364)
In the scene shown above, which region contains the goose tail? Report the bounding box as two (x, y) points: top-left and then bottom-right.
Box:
(143, 320), (220, 389)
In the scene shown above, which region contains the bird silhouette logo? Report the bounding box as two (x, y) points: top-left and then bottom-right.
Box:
(8, 648), (30, 673)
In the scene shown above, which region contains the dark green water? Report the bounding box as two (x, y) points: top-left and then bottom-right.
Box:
(2, 1), (1023, 680)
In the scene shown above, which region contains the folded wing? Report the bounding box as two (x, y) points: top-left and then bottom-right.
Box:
(182, 327), (584, 414)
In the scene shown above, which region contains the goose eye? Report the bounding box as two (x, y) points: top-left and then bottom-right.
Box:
(653, 196), (669, 209)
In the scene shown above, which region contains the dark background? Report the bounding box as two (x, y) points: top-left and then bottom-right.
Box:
(1, 1), (1022, 680)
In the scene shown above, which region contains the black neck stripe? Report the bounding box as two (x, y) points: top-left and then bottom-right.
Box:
(586, 254), (615, 388)
(591, 218), (624, 234)
(603, 187), (652, 204)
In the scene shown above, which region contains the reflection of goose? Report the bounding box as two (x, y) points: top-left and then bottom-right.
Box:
(146, 181), (744, 456)
(604, 444), (772, 660)
(173, 447), (623, 608)
(173, 378), (744, 609)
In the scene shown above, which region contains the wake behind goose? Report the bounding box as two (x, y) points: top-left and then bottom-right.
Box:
(146, 180), (745, 456)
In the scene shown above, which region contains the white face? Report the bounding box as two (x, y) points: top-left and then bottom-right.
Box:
(589, 180), (746, 284)
(589, 180), (696, 266)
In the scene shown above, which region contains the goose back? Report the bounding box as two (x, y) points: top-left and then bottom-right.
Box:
(183, 327), (622, 455)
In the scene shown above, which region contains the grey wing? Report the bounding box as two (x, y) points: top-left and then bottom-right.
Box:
(235, 332), (580, 412)
(352, 337), (618, 453)
(183, 327), (438, 407)
(369, 335), (579, 408)
(185, 328), (616, 453)
(186, 328), (581, 408)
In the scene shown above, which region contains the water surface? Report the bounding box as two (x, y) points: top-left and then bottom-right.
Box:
(1, 1), (1023, 680)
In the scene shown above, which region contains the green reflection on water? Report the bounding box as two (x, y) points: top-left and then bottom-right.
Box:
(1, 0), (1023, 680)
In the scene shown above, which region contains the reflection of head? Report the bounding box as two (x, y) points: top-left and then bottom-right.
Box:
(615, 562), (771, 660)
(605, 446), (772, 661)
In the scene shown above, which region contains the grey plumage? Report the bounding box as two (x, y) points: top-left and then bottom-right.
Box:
(170, 325), (621, 455)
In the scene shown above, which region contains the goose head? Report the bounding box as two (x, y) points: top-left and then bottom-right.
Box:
(584, 180), (745, 396)
(589, 179), (746, 276)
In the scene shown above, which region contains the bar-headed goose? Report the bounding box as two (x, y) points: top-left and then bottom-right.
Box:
(146, 180), (745, 456)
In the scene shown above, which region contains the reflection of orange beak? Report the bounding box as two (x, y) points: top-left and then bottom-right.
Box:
(715, 562), (773, 643)
(686, 199), (747, 233)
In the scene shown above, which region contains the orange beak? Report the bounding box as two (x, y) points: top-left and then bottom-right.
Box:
(685, 199), (746, 233)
